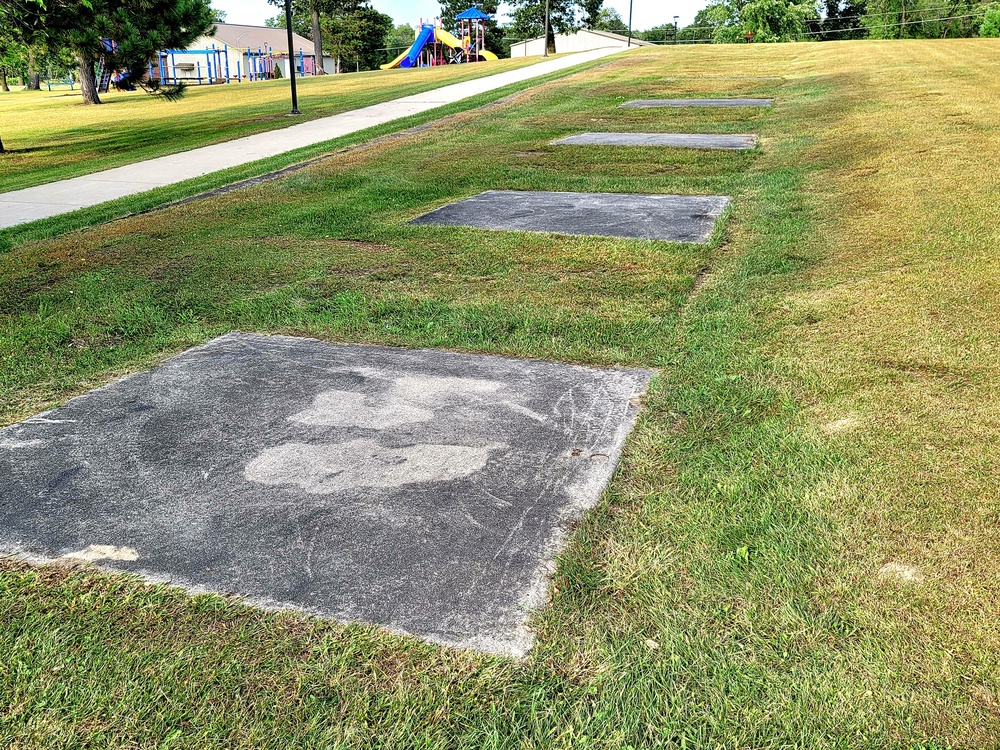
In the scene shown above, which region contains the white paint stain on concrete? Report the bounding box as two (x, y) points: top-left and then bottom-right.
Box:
(289, 373), (503, 428)
(245, 438), (497, 494)
(61, 544), (139, 562)
(0, 438), (45, 449)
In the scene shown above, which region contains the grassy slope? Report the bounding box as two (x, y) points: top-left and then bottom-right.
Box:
(0, 58), (538, 194)
(2, 39), (999, 747)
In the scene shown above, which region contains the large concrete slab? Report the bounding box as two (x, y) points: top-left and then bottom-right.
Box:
(0, 333), (653, 655)
(0, 46), (624, 231)
(410, 190), (731, 243)
(551, 132), (757, 150)
(620, 98), (773, 108)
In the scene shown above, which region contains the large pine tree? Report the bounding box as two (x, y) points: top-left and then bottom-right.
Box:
(8, 0), (215, 104)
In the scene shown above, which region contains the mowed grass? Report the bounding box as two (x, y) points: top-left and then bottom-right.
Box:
(1, 39), (999, 747)
(0, 57), (538, 193)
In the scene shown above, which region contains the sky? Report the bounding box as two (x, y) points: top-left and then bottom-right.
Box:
(211, 0), (708, 33)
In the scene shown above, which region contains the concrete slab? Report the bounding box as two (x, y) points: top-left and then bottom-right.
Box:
(0, 47), (624, 231)
(0, 333), (653, 655)
(410, 190), (731, 243)
(551, 132), (757, 150)
(620, 98), (773, 108)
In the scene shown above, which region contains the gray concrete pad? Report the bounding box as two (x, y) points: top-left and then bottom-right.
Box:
(410, 190), (731, 243)
(551, 132), (757, 150)
(620, 98), (773, 108)
(0, 333), (653, 655)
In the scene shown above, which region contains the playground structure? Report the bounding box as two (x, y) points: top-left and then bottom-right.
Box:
(381, 7), (498, 70)
(150, 45), (315, 85)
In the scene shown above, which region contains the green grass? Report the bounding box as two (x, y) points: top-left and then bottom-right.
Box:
(0, 57), (541, 194)
(2, 40), (999, 747)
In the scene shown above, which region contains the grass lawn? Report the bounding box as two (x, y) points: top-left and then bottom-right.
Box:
(2, 38), (1000, 747)
(0, 57), (540, 194)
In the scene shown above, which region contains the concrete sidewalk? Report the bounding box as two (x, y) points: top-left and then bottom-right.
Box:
(0, 49), (621, 231)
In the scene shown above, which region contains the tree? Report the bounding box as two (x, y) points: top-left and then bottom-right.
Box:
(593, 7), (628, 32)
(704, 0), (816, 42)
(212, 8), (227, 21)
(386, 23), (415, 53)
(322, 4), (392, 71)
(8, 0), (215, 104)
(579, 0), (603, 27)
(809, 0), (867, 40)
(505, 0), (581, 52)
(982, 3), (1000, 35)
(267, 0), (370, 74)
(0, 30), (28, 96)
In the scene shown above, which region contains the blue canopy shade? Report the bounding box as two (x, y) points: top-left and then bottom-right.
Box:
(455, 7), (492, 20)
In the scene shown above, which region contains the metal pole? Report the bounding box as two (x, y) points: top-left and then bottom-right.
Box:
(284, 0), (301, 114)
(543, 0), (550, 57)
(673, 16), (679, 44)
(627, 0), (634, 47)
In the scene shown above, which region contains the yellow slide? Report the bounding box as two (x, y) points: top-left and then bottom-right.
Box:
(380, 49), (409, 70)
(434, 28), (465, 50)
(434, 28), (498, 61)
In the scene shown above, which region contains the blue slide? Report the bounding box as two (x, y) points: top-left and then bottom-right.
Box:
(399, 24), (436, 68)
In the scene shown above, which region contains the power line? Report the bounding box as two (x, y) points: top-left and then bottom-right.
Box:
(803, 10), (987, 34)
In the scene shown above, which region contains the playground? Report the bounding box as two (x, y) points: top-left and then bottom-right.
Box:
(382, 9), (499, 70)
(1, 36), (1000, 747)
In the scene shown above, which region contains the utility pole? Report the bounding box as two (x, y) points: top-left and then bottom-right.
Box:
(627, 0), (634, 47)
(284, 0), (301, 115)
(543, 0), (550, 57)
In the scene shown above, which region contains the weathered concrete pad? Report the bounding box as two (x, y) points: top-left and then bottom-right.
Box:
(551, 132), (757, 150)
(620, 98), (773, 108)
(0, 333), (653, 655)
(410, 190), (731, 243)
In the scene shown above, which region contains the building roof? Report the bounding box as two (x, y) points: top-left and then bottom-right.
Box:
(510, 28), (656, 49)
(455, 8), (492, 20)
(574, 28), (656, 45)
(207, 23), (315, 54)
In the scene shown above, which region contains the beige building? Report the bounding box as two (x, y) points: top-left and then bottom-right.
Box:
(510, 29), (654, 58)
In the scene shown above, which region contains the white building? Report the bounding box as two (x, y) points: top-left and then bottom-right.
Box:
(510, 29), (654, 58)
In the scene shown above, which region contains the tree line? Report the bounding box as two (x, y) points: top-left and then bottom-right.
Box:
(644, 0), (1000, 43)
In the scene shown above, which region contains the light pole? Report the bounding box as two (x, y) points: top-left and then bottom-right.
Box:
(543, 0), (550, 57)
(283, 0), (301, 115)
(627, 0), (634, 47)
(673, 15), (679, 44)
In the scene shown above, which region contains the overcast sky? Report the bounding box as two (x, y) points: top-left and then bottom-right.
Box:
(211, 0), (707, 32)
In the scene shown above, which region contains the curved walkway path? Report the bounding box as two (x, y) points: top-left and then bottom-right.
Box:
(0, 48), (621, 230)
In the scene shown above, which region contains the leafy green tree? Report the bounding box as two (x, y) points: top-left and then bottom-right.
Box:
(322, 4), (393, 71)
(705, 0), (816, 42)
(386, 23), (415, 53)
(505, 0), (581, 52)
(594, 7), (628, 32)
(0, 30), (28, 95)
(579, 0), (604, 27)
(982, 3), (1000, 35)
(862, 0), (984, 39)
(809, 0), (867, 40)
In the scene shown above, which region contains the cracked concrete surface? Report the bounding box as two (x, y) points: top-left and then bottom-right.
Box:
(0, 333), (653, 655)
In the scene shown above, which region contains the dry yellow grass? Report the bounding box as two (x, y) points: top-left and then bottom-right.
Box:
(771, 38), (1000, 733)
